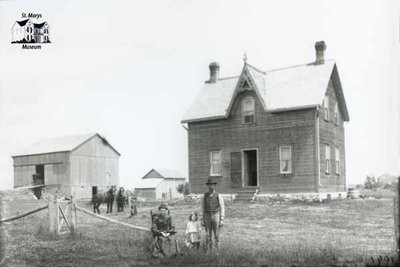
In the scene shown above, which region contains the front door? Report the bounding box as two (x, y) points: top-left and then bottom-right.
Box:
(230, 149), (258, 187)
(242, 150), (258, 186)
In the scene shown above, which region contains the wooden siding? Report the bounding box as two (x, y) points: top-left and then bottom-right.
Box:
(13, 152), (69, 166)
(156, 180), (185, 200)
(319, 79), (346, 192)
(13, 152), (70, 188)
(135, 188), (156, 199)
(188, 89), (317, 194)
(69, 135), (120, 198)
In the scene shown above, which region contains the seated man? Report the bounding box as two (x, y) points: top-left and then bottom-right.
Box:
(151, 203), (179, 258)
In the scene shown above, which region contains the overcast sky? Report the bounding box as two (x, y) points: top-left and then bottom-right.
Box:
(0, 0), (399, 190)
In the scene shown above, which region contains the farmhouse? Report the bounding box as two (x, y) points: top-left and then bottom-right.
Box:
(11, 19), (50, 43)
(12, 133), (120, 199)
(182, 41), (349, 198)
(134, 168), (186, 200)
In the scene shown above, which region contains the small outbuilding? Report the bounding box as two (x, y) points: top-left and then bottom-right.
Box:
(134, 168), (186, 200)
(12, 133), (120, 199)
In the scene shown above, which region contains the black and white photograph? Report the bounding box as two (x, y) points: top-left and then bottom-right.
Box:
(0, 0), (399, 266)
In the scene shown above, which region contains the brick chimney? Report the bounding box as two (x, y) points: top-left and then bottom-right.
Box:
(315, 41), (326, 65)
(208, 62), (220, 83)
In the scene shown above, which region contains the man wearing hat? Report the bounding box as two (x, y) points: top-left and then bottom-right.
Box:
(202, 177), (225, 251)
(151, 203), (179, 257)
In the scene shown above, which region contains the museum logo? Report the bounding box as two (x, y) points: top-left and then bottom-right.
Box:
(11, 13), (51, 49)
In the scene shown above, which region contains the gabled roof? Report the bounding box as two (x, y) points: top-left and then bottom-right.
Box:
(12, 133), (121, 157)
(134, 178), (164, 189)
(16, 19), (30, 27)
(142, 168), (186, 179)
(181, 59), (349, 123)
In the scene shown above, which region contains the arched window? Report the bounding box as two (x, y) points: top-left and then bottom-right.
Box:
(242, 97), (255, 124)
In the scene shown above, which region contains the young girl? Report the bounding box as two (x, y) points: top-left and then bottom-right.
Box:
(185, 212), (201, 249)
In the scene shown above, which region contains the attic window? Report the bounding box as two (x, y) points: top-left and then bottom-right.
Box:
(323, 95), (329, 121)
(242, 97), (255, 124)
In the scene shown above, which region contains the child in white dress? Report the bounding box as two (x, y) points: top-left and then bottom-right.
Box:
(186, 212), (201, 249)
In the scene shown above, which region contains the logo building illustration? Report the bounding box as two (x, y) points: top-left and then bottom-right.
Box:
(11, 19), (50, 44)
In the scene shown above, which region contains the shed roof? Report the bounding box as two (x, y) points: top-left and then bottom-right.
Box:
(142, 168), (186, 179)
(12, 133), (121, 157)
(181, 59), (349, 123)
(134, 178), (164, 189)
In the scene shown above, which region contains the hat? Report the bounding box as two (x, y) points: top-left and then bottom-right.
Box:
(206, 177), (218, 185)
(158, 203), (168, 210)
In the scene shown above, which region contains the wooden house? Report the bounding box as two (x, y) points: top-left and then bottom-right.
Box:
(12, 133), (120, 199)
(134, 168), (186, 200)
(181, 41), (349, 198)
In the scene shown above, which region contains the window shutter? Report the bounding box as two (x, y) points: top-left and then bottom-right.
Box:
(231, 152), (242, 188)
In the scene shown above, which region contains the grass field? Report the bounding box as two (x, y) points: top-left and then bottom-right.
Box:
(0, 191), (397, 267)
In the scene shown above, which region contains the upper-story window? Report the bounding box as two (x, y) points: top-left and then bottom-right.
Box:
(242, 97), (255, 124)
(323, 95), (329, 121)
(210, 151), (221, 176)
(334, 102), (339, 125)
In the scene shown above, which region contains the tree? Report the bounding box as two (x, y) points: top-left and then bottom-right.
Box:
(177, 182), (190, 197)
(364, 174), (380, 190)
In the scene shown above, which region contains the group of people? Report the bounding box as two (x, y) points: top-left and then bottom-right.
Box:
(150, 177), (225, 258)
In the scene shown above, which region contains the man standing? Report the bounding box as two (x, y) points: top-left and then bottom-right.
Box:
(202, 177), (225, 251)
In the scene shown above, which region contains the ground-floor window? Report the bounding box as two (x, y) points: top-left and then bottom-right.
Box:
(210, 151), (221, 176)
(325, 144), (331, 174)
(279, 146), (292, 174)
(335, 147), (340, 175)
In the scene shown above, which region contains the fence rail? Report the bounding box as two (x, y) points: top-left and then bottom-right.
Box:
(74, 204), (150, 232)
(0, 204), (48, 223)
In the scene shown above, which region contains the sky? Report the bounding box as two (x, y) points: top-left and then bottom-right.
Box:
(0, 0), (399, 190)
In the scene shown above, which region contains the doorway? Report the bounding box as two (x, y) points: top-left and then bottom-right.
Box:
(92, 186), (98, 196)
(242, 150), (258, 186)
(34, 164), (45, 185)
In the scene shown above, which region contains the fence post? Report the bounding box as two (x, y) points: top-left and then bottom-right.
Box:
(48, 194), (56, 233)
(70, 196), (76, 234)
(0, 197), (6, 264)
(55, 197), (60, 235)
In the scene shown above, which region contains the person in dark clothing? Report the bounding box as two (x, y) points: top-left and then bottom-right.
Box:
(202, 177), (225, 252)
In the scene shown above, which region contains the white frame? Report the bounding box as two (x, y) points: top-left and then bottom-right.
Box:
(279, 146), (292, 174)
(241, 148), (259, 187)
(210, 150), (222, 176)
(325, 144), (331, 174)
(335, 147), (340, 175)
(242, 97), (255, 124)
(323, 95), (329, 121)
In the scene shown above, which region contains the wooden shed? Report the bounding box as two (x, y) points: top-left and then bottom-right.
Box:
(181, 41), (350, 198)
(134, 168), (186, 200)
(12, 133), (120, 199)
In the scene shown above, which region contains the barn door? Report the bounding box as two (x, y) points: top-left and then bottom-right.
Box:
(231, 152), (242, 188)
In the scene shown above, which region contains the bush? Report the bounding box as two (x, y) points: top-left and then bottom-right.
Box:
(177, 182), (190, 197)
(364, 175), (381, 190)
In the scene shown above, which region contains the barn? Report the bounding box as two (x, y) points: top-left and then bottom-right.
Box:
(12, 133), (120, 199)
(181, 41), (350, 199)
(134, 168), (186, 200)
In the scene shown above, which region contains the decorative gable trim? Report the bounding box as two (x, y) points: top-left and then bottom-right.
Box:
(225, 64), (267, 117)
